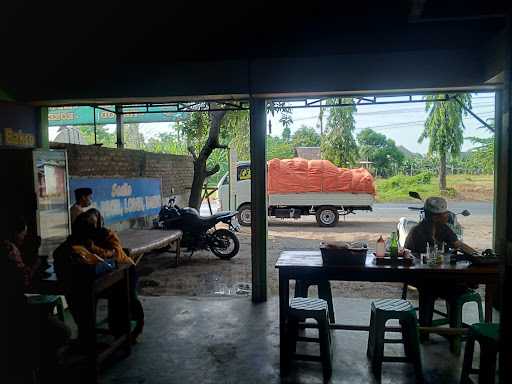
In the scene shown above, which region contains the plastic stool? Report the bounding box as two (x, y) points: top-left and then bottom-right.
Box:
(288, 297), (333, 379)
(460, 323), (499, 384)
(294, 280), (335, 323)
(446, 290), (484, 355)
(367, 298), (423, 383)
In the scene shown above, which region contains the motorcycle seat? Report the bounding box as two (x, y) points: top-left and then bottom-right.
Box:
(199, 211), (236, 222)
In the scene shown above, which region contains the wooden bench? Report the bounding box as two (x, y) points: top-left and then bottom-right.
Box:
(118, 229), (182, 266)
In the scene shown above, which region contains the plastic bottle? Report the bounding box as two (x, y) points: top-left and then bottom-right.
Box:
(376, 236), (386, 257)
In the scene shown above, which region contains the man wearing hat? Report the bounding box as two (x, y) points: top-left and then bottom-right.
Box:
(405, 196), (476, 255)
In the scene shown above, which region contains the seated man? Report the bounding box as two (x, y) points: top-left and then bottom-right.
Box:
(2, 215), (70, 383)
(404, 196), (477, 256)
(70, 187), (93, 224)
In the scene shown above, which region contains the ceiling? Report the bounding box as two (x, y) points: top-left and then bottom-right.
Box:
(0, 1), (508, 103)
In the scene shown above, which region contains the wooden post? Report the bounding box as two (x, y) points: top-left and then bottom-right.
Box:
(250, 97), (267, 303)
(115, 105), (124, 148)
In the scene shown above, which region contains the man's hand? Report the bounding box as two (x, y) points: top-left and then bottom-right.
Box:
(454, 240), (478, 256)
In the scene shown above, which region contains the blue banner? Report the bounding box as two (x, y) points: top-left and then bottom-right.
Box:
(69, 177), (162, 225)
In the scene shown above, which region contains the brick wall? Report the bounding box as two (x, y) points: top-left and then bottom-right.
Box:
(51, 143), (194, 206)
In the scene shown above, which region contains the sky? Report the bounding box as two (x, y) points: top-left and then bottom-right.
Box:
(49, 93), (495, 155)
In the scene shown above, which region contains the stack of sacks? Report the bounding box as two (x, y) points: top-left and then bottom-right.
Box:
(267, 158), (375, 195)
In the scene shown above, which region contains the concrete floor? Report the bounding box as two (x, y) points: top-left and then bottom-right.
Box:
(101, 295), (491, 384)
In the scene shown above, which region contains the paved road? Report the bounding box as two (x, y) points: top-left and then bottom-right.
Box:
(370, 201), (493, 218)
(203, 201), (493, 218)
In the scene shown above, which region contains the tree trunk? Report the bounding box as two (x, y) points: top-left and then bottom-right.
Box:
(188, 108), (227, 209)
(439, 151), (447, 191)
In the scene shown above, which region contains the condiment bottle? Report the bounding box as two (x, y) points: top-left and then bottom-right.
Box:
(376, 236), (385, 257)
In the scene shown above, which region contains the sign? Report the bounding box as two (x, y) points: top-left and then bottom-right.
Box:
(3, 127), (36, 146)
(48, 106), (188, 126)
(0, 101), (37, 147)
(69, 177), (162, 225)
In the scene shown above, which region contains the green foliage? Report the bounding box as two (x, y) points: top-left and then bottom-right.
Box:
(179, 112), (210, 154)
(465, 136), (494, 174)
(291, 125), (321, 147)
(420, 94), (471, 158)
(221, 110), (250, 160)
(266, 136), (294, 160)
(357, 128), (404, 177)
(145, 131), (187, 154)
(77, 125), (117, 147)
(420, 93), (472, 189)
(282, 127), (291, 141)
(377, 172), (441, 202)
(321, 98), (359, 167)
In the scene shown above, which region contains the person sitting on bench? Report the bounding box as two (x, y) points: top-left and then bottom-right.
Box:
(70, 187), (93, 224)
(56, 210), (144, 342)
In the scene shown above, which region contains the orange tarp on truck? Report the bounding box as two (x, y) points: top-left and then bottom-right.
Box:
(267, 158), (375, 195)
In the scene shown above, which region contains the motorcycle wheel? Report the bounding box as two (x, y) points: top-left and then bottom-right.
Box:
(210, 229), (240, 259)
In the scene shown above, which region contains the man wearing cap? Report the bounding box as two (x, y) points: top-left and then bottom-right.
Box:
(404, 196), (476, 255)
(70, 187), (93, 224)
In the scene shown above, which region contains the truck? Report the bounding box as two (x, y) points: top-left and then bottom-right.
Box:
(217, 160), (375, 227)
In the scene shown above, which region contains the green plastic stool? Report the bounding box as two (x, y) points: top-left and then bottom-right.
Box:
(419, 289), (483, 355)
(446, 290), (484, 356)
(294, 280), (336, 323)
(288, 297), (333, 380)
(460, 323), (499, 384)
(367, 299), (423, 383)
(27, 294), (65, 322)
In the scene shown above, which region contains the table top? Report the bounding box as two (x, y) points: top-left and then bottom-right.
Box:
(118, 228), (182, 257)
(27, 261), (132, 295)
(275, 250), (499, 276)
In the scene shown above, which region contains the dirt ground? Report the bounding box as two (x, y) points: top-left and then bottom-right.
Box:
(136, 202), (493, 299)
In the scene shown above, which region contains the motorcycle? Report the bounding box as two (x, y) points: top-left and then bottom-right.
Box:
(397, 191), (471, 248)
(155, 196), (241, 259)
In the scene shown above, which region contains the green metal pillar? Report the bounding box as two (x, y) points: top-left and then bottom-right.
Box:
(37, 107), (49, 149)
(497, 20), (511, 384)
(250, 97), (268, 303)
(115, 105), (124, 148)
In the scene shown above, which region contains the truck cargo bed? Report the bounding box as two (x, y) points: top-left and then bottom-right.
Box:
(268, 192), (374, 207)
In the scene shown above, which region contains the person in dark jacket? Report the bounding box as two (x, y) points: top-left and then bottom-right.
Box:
(3, 215), (70, 383)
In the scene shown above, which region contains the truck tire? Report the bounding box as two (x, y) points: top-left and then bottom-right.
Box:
(316, 206), (339, 227)
(237, 204), (251, 226)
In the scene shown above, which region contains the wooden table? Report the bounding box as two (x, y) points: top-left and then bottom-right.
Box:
(118, 229), (182, 265)
(275, 250), (500, 368)
(28, 262), (132, 383)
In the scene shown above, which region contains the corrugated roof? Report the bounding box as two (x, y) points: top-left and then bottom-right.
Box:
(294, 147), (321, 160)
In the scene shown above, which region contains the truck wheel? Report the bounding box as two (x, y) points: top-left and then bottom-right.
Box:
(237, 204), (251, 226)
(316, 206), (339, 227)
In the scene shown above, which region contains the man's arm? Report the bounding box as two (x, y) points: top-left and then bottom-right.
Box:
(453, 240), (478, 255)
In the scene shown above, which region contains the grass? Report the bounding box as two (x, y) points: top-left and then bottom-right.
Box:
(375, 173), (494, 203)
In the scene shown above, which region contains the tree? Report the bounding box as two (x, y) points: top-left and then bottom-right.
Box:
(282, 126), (291, 141)
(267, 136), (294, 160)
(420, 93), (472, 190)
(182, 109), (228, 209)
(357, 128), (404, 177)
(180, 101), (292, 209)
(321, 98), (358, 167)
(291, 126), (321, 147)
(145, 130), (187, 154)
(77, 125), (117, 147)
